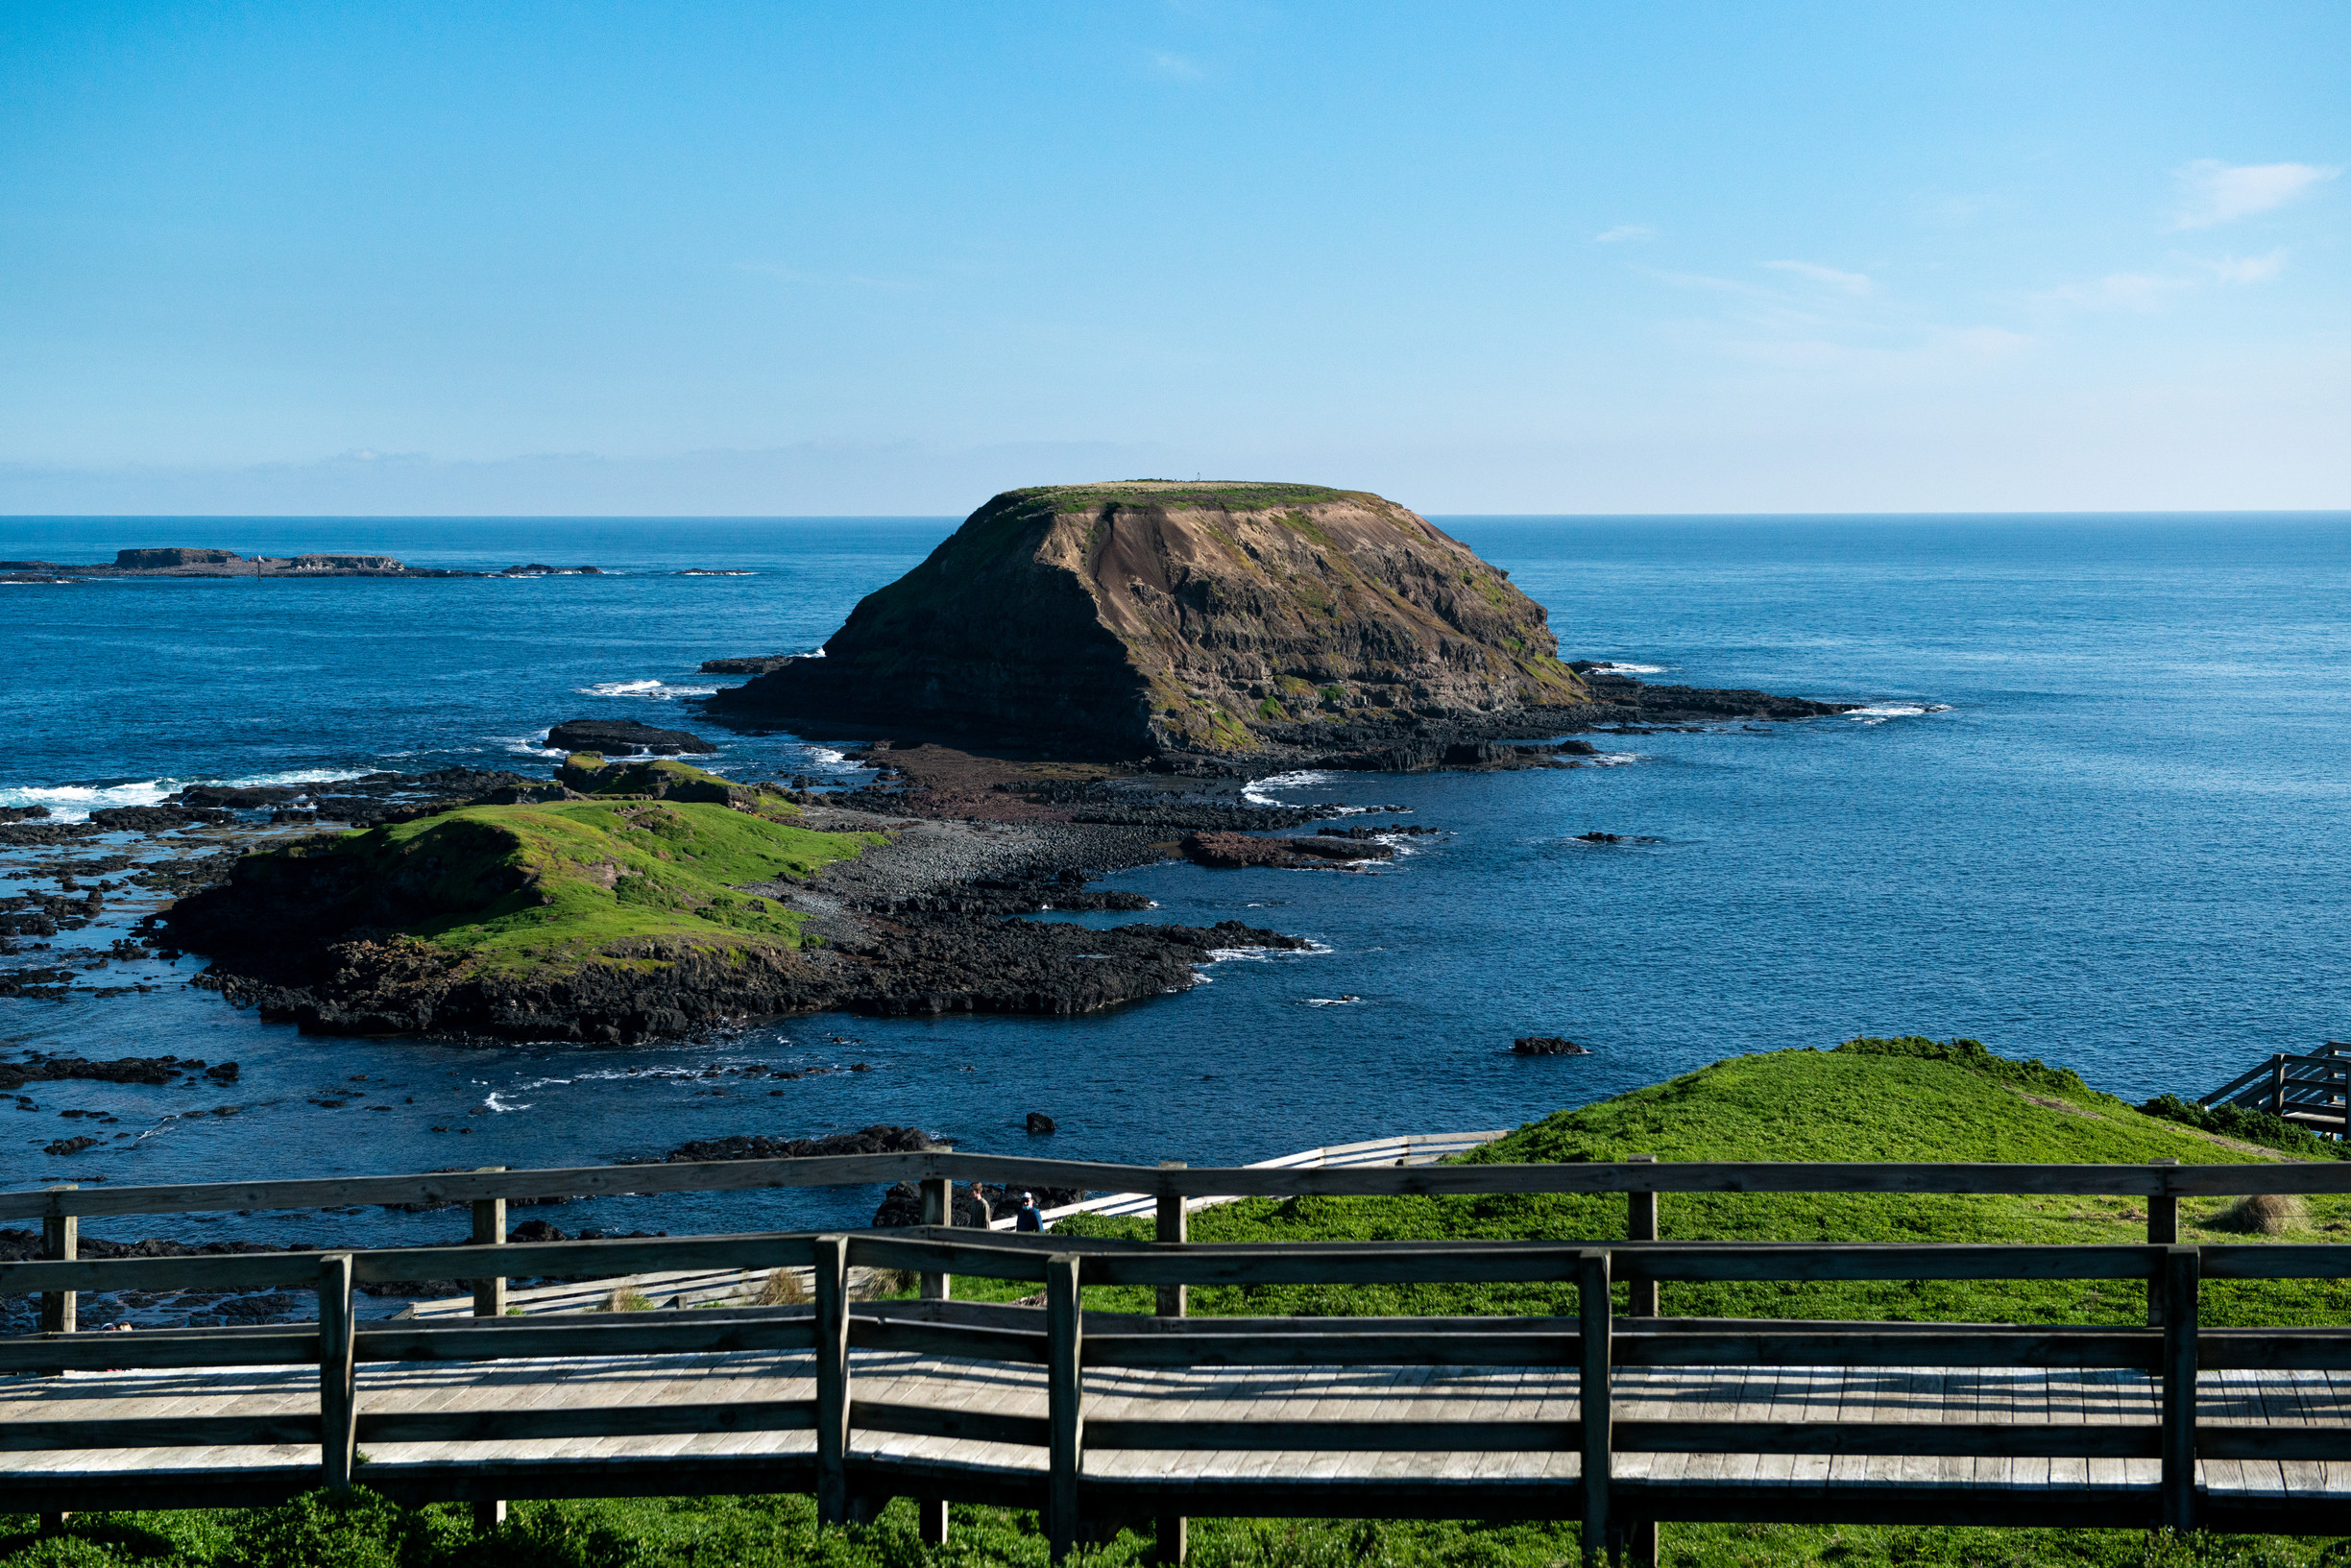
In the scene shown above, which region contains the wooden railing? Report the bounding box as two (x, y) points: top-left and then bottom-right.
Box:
(13, 1152), (2351, 1560)
(2202, 1045), (2351, 1133)
(10, 1227), (2351, 1560)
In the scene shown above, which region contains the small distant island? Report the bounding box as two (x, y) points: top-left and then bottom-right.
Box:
(0, 547), (601, 580)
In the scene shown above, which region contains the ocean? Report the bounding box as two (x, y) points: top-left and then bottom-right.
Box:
(4, 513), (2346, 1245)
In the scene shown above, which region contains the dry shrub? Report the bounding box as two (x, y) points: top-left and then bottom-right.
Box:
(605, 1286), (656, 1312)
(756, 1267), (810, 1306)
(2208, 1193), (2309, 1235)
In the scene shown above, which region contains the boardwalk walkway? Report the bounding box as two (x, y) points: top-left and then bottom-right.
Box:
(11, 1334), (2351, 1523)
(14, 1147), (2351, 1559)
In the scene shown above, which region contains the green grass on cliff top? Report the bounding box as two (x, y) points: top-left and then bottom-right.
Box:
(1001, 479), (1372, 514)
(985, 1039), (2351, 1329)
(318, 800), (881, 969)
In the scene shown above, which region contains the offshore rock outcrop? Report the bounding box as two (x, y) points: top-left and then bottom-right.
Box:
(713, 482), (1591, 758)
(712, 481), (1857, 765)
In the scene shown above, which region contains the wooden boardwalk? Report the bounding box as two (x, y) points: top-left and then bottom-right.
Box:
(17, 1147), (2351, 1559)
(12, 1339), (2351, 1520)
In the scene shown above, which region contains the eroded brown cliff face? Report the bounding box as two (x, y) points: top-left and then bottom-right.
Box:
(715, 481), (1587, 757)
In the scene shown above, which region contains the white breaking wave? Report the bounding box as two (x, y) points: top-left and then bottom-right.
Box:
(1588, 752), (1638, 766)
(484, 1091), (531, 1113)
(575, 679), (720, 700)
(1204, 938), (1334, 962)
(1592, 661), (1667, 674)
(0, 767), (377, 822)
(1845, 702), (1953, 725)
(1242, 769), (1336, 807)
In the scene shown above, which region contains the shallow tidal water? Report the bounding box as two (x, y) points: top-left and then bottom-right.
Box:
(2, 513), (2346, 1246)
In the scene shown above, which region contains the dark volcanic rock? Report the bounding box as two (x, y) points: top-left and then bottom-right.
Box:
(545, 718), (718, 756)
(1026, 1111), (1056, 1135)
(0, 822), (104, 846)
(1512, 1036), (1590, 1055)
(701, 653), (802, 674)
(172, 786), (303, 808)
(661, 1125), (942, 1163)
(0, 1053), (215, 1092)
(1180, 832), (1394, 870)
(43, 1135), (99, 1156)
(0, 806), (51, 824)
(90, 806), (235, 832)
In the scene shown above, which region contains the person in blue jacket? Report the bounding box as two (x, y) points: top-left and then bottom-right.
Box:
(1014, 1192), (1045, 1233)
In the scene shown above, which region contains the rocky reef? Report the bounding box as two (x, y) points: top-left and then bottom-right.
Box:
(163, 784), (1310, 1043)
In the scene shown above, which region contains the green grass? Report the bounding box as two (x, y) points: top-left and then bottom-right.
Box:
(251, 801), (881, 972)
(19, 1042), (2349, 1567)
(11, 1492), (2338, 1568)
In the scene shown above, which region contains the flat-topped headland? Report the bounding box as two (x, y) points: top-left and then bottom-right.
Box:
(710, 481), (1854, 770)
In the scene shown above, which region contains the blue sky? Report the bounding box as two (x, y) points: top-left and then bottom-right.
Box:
(2, 2), (2344, 514)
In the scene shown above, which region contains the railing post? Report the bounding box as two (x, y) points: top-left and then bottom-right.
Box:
(470, 1167), (508, 1530)
(1155, 1163), (1188, 1564)
(916, 1173), (950, 1543)
(1624, 1155), (1657, 1319)
(40, 1186), (77, 1343)
(471, 1167), (508, 1317)
(2146, 1158), (2179, 1325)
(1578, 1249), (1612, 1567)
(2273, 1054), (2288, 1116)
(919, 1173), (953, 1298)
(1046, 1251), (1084, 1564)
(2160, 1245), (2199, 1533)
(814, 1234), (851, 1526)
(318, 1252), (356, 1491)
(1621, 1165), (1660, 1568)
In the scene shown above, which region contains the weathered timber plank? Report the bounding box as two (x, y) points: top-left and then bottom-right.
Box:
(1082, 1418), (1578, 1451)
(0, 1329), (318, 1374)
(1617, 1332), (2157, 1369)
(1612, 1420), (2161, 1457)
(353, 1317), (815, 1363)
(0, 1415), (324, 1452)
(1081, 1332), (1579, 1369)
(28, 1155), (2351, 1226)
(353, 1401), (814, 1444)
(848, 1316), (1048, 1364)
(854, 1399), (1049, 1448)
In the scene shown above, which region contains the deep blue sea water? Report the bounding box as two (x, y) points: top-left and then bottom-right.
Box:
(4, 513), (2346, 1246)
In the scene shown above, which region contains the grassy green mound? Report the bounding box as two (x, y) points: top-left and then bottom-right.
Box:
(270, 799), (880, 970)
(1023, 1040), (2348, 1326)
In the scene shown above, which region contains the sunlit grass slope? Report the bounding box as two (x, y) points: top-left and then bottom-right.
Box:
(288, 799), (881, 970)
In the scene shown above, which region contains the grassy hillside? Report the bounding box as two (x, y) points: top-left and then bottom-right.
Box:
(1023, 1042), (2350, 1326)
(13, 1041), (2344, 1568)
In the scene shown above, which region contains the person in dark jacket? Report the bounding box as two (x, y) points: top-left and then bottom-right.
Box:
(1014, 1192), (1044, 1232)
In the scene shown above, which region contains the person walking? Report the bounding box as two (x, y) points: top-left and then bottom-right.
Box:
(1014, 1192), (1045, 1233)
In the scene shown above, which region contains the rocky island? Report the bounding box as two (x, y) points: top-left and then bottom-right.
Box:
(145, 480), (1861, 1043)
(712, 480), (1852, 767)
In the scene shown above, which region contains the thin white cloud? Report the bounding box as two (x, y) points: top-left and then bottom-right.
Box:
(2208, 251), (2288, 285)
(1764, 259), (1872, 295)
(1151, 50), (1203, 79)
(1594, 224), (1656, 244)
(2172, 159), (2339, 229)
(2036, 272), (2193, 313)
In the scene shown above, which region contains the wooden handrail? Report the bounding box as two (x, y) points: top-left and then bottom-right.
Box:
(13, 1151), (2351, 1222)
(14, 1232), (2351, 1556)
